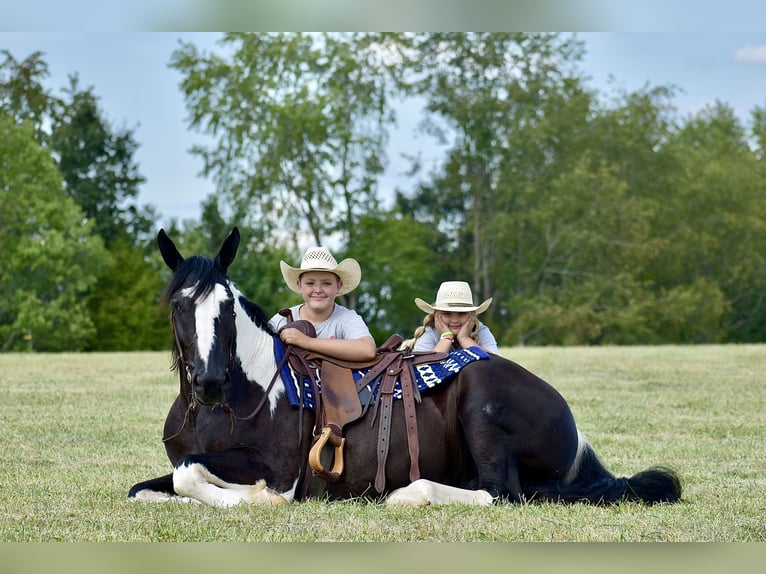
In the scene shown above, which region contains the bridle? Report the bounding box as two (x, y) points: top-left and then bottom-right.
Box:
(162, 309), (200, 442)
(162, 288), (240, 442)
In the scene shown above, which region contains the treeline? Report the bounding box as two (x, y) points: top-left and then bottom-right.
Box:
(2, 33), (765, 352)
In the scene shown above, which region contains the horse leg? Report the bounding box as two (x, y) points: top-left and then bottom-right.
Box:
(451, 385), (529, 502)
(171, 449), (295, 507)
(128, 473), (199, 503)
(386, 479), (493, 507)
(173, 462), (288, 507)
(473, 446), (525, 502)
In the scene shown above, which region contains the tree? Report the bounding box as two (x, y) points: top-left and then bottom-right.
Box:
(49, 75), (155, 247)
(351, 211), (442, 342)
(501, 85), (681, 344)
(0, 50), (57, 142)
(83, 235), (170, 351)
(0, 115), (109, 351)
(2, 50), (170, 350)
(169, 33), (400, 286)
(659, 102), (766, 342)
(402, 33), (588, 328)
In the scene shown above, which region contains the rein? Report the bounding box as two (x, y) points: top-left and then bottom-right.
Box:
(229, 346), (286, 422)
(162, 311), (197, 443)
(231, 308), (319, 444)
(230, 342), (319, 450)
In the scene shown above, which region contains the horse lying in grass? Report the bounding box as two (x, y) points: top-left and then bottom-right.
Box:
(128, 227), (682, 507)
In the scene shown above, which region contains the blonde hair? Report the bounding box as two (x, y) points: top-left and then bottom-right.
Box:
(401, 312), (480, 350)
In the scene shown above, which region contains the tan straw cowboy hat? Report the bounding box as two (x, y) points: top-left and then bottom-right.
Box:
(415, 281), (493, 315)
(280, 246), (361, 296)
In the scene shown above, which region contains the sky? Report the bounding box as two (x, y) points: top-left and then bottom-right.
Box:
(3, 30), (766, 226)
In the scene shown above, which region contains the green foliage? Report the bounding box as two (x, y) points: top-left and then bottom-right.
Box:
(84, 236), (169, 351)
(49, 75), (153, 246)
(0, 116), (109, 351)
(5, 35), (766, 349)
(2, 49), (160, 351)
(657, 102), (766, 342)
(399, 39), (766, 345)
(0, 49), (58, 141)
(399, 33), (590, 329)
(169, 32), (397, 252)
(351, 211), (442, 342)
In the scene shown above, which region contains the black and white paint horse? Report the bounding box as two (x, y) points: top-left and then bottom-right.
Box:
(129, 227), (682, 507)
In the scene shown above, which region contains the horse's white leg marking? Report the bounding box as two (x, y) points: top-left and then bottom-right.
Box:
(130, 489), (200, 504)
(173, 462), (290, 507)
(386, 479), (494, 507)
(278, 478), (299, 504)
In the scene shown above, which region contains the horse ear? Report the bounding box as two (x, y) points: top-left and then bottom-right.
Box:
(214, 227), (240, 272)
(157, 228), (184, 271)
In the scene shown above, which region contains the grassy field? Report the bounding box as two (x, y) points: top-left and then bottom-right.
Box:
(0, 345), (764, 542)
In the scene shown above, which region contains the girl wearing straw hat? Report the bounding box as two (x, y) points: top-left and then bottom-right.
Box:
(410, 281), (498, 354)
(268, 246), (377, 362)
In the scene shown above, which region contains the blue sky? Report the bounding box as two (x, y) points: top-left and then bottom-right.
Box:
(3, 31), (766, 224)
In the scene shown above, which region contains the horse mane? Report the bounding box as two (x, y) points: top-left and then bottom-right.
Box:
(162, 255), (221, 305)
(233, 290), (276, 336)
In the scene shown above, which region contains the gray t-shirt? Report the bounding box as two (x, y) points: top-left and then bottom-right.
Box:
(269, 304), (373, 341)
(412, 322), (498, 353)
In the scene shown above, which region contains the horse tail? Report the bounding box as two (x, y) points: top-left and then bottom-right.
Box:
(528, 433), (682, 505)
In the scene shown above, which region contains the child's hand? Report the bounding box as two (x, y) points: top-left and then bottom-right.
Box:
(457, 313), (476, 339)
(434, 313), (449, 334)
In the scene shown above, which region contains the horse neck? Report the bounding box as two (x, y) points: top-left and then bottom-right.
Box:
(232, 292), (283, 413)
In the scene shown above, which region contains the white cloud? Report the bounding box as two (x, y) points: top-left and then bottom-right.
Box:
(733, 45), (766, 63)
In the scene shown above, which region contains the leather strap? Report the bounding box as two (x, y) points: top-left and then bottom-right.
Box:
(374, 356), (402, 492)
(398, 363), (420, 483)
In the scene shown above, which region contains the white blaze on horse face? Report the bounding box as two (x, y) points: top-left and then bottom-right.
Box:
(182, 282), (230, 369)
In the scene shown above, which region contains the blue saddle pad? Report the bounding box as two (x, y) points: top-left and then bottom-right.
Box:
(275, 340), (489, 410)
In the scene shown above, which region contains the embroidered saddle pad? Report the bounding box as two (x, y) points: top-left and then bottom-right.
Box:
(275, 340), (490, 410)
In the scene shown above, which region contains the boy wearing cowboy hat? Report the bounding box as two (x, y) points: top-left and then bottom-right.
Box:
(269, 247), (377, 361)
(410, 281), (498, 354)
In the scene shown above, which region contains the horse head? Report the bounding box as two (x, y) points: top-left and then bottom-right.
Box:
(158, 227), (241, 406)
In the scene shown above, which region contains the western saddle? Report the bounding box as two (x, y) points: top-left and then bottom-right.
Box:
(277, 315), (447, 493)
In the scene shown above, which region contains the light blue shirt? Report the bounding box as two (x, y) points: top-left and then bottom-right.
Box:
(413, 322), (498, 353)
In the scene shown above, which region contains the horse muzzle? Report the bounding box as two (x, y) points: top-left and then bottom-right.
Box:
(192, 371), (230, 406)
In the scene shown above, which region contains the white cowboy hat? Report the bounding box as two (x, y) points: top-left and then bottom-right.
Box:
(415, 281), (493, 315)
(280, 246), (361, 296)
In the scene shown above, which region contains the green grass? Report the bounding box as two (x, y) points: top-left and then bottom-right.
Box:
(0, 346), (764, 541)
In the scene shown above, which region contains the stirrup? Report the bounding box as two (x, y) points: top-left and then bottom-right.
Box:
(308, 426), (345, 482)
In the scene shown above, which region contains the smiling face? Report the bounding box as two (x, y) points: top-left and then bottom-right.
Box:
(435, 310), (476, 334)
(297, 271), (342, 317)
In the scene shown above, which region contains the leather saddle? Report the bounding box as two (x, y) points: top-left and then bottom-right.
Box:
(277, 311), (447, 493)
